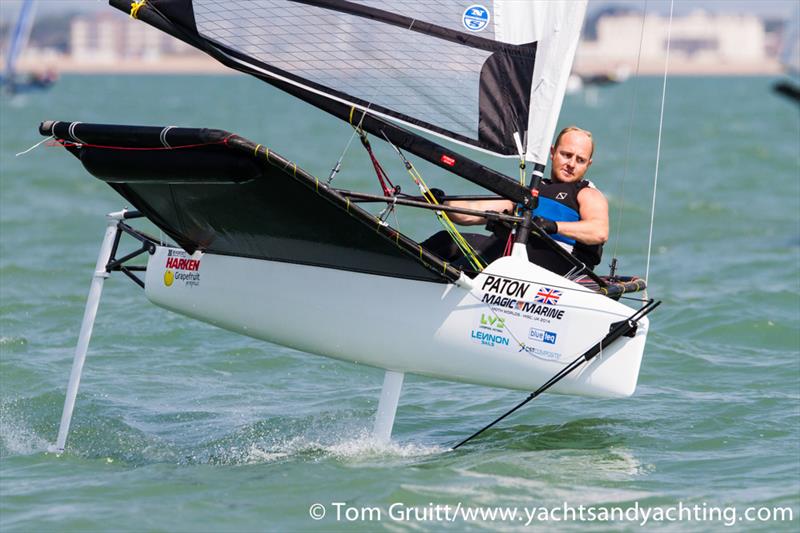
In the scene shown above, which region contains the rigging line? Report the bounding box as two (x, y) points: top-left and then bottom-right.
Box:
(362, 134), (397, 196)
(452, 300), (660, 449)
(501, 155), (526, 257)
(52, 139), (228, 151)
(379, 131), (485, 270)
(611, 0), (649, 261)
(378, 195), (398, 222)
(15, 135), (52, 157)
(129, 0), (146, 19)
(645, 0), (673, 284)
(327, 104), (371, 184)
(464, 289), (526, 353)
(392, 201), (402, 233)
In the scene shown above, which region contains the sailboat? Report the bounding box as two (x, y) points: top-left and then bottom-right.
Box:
(774, 10), (800, 103)
(43, 0), (659, 453)
(1, 0), (56, 95)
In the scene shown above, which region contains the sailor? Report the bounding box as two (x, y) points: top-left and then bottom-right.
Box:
(421, 126), (607, 274)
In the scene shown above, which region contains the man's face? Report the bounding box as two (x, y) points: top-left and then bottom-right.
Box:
(549, 131), (593, 183)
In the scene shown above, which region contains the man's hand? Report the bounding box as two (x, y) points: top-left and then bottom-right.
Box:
(533, 216), (558, 234)
(428, 188), (446, 204)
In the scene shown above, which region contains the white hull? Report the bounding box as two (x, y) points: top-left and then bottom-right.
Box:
(145, 246), (649, 398)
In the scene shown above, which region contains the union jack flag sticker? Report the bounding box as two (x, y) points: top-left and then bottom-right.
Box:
(534, 287), (562, 305)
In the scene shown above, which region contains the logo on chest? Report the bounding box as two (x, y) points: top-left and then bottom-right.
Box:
(555, 192), (568, 200)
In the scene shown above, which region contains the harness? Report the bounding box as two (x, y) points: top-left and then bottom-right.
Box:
(533, 179), (603, 267)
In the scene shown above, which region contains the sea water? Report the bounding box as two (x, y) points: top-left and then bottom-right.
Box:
(1, 75), (798, 531)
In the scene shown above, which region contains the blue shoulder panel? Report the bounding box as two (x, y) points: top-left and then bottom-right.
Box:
(533, 197), (579, 245)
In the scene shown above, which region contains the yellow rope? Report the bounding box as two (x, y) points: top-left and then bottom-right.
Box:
(349, 106), (356, 125)
(403, 160), (484, 270)
(254, 144), (261, 157)
(130, 0), (146, 19)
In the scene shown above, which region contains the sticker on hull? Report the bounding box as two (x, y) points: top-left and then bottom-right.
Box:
(518, 344), (562, 361)
(163, 249), (201, 288)
(470, 330), (509, 348)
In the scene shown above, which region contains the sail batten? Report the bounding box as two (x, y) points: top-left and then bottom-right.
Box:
(291, 0), (505, 52)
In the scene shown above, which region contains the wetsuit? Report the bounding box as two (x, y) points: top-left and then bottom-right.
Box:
(421, 179), (603, 274)
(526, 179), (603, 273)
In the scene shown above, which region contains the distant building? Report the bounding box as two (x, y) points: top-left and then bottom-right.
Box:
(70, 12), (197, 62)
(575, 10), (779, 75)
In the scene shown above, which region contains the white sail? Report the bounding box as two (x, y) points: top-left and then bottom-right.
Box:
(2, 0), (37, 83)
(495, 0), (588, 163)
(780, 10), (800, 76)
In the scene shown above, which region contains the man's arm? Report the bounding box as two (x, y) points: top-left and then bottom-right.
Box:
(552, 187), (609, 245)
(443, 199), (514, 226)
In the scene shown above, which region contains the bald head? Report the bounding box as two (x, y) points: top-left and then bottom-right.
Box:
(549, 126), (594, 183)
(554, 126), (594, 157)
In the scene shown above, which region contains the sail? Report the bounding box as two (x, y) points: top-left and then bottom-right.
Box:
(2, 0), (36, 84)
(502, 1), (588, 164)
(780, 10), (800, 76)
(112, 0), (586, 164)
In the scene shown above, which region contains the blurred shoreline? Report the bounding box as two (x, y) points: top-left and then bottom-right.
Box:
(15, 55), (232, 75)
(12, 55), (786, 77)
(572, 58), (784, 76)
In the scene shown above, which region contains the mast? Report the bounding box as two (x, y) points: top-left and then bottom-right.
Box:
(495, 1), (588, 248)
(2, 0), (37, 87)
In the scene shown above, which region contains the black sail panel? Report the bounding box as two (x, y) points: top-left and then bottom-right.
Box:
(478, 43), (537, 155)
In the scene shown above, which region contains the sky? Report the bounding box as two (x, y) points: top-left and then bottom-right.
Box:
(0, 0), (798, 22)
